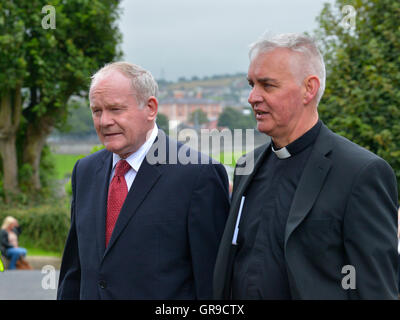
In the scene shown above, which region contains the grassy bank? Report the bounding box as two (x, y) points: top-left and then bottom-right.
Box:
(52, 154), (83, 179)
(22, 246), (62, 258)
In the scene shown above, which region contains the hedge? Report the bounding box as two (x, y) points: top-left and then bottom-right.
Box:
(0, 204), (70, 253)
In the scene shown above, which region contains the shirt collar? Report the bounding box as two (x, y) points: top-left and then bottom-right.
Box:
(271, 144), (291, 159)
(112, 123), (159, 172)
(271, 120), (322, 159)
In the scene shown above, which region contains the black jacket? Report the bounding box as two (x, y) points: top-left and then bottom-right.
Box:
(0, 229), (12, 257)
(214, 123), (398, 299)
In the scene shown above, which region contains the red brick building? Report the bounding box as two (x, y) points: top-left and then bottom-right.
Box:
(158, 96), (224, 129)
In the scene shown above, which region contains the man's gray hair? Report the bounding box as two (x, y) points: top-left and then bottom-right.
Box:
(249, 33), (326, 105)
(90, 61), (159, 107)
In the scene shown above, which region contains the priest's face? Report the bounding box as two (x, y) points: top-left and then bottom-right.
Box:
(247, 48), (306, 143)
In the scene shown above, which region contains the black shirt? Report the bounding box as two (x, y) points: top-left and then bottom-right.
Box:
(232, 120), (322, 299)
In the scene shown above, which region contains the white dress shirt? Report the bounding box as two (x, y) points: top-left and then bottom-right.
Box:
(109, 124), (158, 191)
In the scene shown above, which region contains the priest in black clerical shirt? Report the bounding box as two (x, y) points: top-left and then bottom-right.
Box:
(213, 33), (399, 300)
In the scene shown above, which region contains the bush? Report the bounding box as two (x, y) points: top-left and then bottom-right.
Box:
(0, 203), (70, 254)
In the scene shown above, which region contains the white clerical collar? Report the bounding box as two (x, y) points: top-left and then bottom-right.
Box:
(112, 124), (159, 172)
(271, 144), (291, 159)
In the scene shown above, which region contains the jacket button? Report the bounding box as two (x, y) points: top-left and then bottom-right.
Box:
(99, 280), (107, 289)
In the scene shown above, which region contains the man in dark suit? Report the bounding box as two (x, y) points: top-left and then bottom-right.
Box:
(57, 62), (230, 299)
(213, 33), (398, 299)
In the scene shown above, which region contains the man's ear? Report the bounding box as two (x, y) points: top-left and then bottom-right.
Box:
(303, 75), (320, 105)
(146, 96), (158, 121)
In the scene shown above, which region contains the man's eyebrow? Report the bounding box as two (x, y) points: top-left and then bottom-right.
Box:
(91, 103), (126, 109)
(108, 103), (125, 108)
(246, 77), (279, 85)
(257, 77), (279, 84)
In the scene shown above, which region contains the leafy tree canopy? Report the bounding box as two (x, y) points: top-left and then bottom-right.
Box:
(315, 0), (400, 195)
(189, 109), (208, 126)
(156, 113), (169, 134)
(218, 107), (256, 130)
(0, 0), (122, 201)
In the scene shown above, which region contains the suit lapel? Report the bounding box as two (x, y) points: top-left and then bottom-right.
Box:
(94, 151), (113, 262)
(284, 124), (334, 245)
(103, 145), (163, 258)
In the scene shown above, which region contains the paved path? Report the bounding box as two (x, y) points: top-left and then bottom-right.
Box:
(0, 270), (59, 300)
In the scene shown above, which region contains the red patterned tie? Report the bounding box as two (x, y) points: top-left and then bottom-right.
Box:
(106, 159), (131, 247)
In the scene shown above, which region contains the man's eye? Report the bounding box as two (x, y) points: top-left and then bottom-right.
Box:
(263, 83), (275, 89)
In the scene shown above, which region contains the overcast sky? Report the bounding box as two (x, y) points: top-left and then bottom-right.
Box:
(118, 0), (335, 81)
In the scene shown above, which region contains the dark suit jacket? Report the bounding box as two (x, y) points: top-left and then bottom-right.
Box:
(214, 123), (398, 299)
(57, 131), (230, 299)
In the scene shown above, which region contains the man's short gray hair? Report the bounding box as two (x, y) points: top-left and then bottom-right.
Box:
(249, 33), (326, 105)
(90, 61), (159, 107)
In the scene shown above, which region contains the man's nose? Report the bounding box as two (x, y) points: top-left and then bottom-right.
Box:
(99, 110), (114, 127)
(248, 87), (263, 105)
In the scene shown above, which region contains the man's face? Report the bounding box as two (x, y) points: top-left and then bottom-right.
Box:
(90, 71), (153, 158)
(247, 48), (306, 141)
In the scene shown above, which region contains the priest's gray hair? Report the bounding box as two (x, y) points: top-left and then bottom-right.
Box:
(249, 33), (326, 106)
(90, 61), (159, 108)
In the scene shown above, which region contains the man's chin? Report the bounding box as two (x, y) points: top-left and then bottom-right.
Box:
(103, 143), (134, 158)
(103, 143), (123, 154)
(256, 123), (273, 136)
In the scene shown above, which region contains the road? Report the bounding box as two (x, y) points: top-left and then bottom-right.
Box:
(0, 270), (59, 300)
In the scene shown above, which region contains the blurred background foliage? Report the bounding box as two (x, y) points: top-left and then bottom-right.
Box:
(0, 0), (122, 255)
(0, 0), (122, 203)
(0, 203), (70, 253)
(218, 107), (256, 131)
(315, 0), (400, 194)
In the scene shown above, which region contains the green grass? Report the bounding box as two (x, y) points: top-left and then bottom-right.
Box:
(215, 151), (246, 167)
(53, 154), (83, 179)
(19, 237), (63, 257)
(23, 246), (62, 257)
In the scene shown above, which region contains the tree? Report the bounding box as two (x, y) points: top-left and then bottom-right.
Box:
(189, 109), (208, 127)
(0, 0), (122, 201)
(0, 1), (26, 199)
(56, 99), (96, 138)
(218, 107), (256, 130)
(156, 113), (169, 134)
(314, 0), (400, 195)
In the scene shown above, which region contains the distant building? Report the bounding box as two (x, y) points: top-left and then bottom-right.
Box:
(158, 91), (224, 130)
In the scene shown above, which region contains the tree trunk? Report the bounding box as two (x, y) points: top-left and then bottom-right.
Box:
(0, 86), (22, 202)
(23, 116), (53, 192)
(0, 136), (19, 199)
